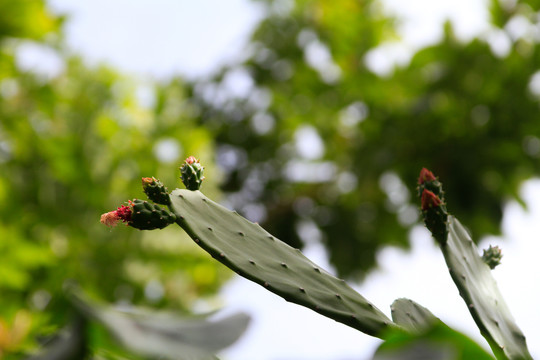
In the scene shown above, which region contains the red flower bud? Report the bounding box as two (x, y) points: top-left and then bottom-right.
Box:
(421, 189), (442, 210)
(115, 203), (133, 223)
(418, 168), (436, 184)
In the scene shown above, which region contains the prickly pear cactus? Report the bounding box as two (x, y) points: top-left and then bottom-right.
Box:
(180, 156), (205, 191)
(142, 177), (170, 205)
(168, 189), (397, 338)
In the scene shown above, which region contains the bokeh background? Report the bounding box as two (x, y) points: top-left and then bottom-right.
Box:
(1, 0), (540, 358)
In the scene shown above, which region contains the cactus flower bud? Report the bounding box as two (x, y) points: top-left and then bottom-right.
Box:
(100, 204), (132, 227)
(482, 245), (503, 269)
(100, 200), (176, 230)
(180, 156), (205, 191)
(418, 168), (436, 184)
(185, 156), (197, 165)
(421, 189), (442, 210)
(142, 177), (170, 205)
(420, 188), (448, 245)
(417, 167), (445, 201)
(142, 177), (154, 186)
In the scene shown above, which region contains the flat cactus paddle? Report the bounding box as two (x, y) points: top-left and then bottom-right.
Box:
(442, 216), (531, 360)
(168, 189), (397, 338)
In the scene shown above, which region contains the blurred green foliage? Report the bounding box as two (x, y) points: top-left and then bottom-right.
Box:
(188, 0), (540, 278)
(2, 0), (540, 357)
(0, 1), (229, 357)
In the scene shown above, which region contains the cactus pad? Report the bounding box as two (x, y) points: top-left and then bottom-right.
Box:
(168, 189), (396, 338)
(390, 298), (439, 334)
(442, 216), (531, 359)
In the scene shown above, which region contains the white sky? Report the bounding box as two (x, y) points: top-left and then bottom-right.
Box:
(44, 0), (540, 359)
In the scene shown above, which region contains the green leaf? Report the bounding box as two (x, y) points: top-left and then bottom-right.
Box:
(374, 322), (495, 360)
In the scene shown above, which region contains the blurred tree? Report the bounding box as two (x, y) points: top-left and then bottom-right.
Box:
(0, 1), (228, 357)
(186, 0), (540, 279)
(4, 0), (540, 357)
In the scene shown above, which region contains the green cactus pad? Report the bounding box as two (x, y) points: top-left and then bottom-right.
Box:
(142, 177), (170, 205)
(130, 199), (176, 230)
(442, 216), (531, 359)
(390, 298), (439, 334)
(168, 189), (396, 338)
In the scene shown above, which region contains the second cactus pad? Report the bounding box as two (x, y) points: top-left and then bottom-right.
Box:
(169, 189), (395, 338)
(443, 216), (531, 359)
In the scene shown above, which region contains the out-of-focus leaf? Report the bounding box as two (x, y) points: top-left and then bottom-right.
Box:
(373, 322), (494, 360)
(70, 292), (250, 360)
(25, 314), (87, 360)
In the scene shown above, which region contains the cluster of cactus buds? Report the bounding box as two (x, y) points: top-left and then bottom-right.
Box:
(180, 156), (205, 191)
(482, 245), (503, 269)
(417, 168), (448, 245)
(101, 156), (205, 231)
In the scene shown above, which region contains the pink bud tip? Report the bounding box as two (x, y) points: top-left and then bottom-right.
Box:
(185, 156), (198, 165)
(418, 168), (436, 184)
(100, 211), (121, 227)
(421, 189), (442, 210)
(142, 177), (154, 186)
